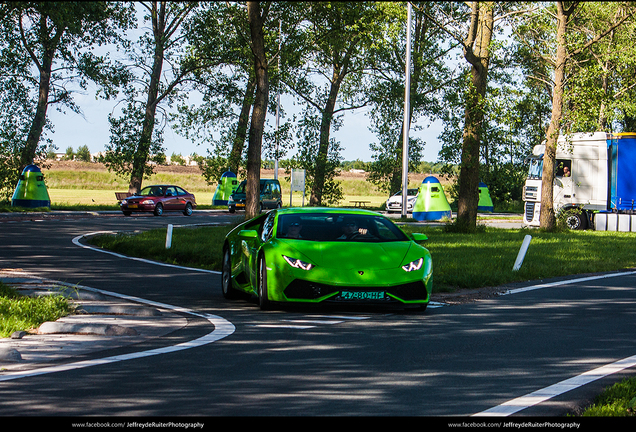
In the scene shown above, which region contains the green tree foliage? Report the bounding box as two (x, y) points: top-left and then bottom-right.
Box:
(176, 2), (300, 186)
(562, 2), (636, 132)
(176, 1), (254, 183)
(99, 100), (165, 181)
(0, 1), (133, 200)
(63, 146), (75, 161)
(101, 1), (200, 194)
(515, 1), (635, 229)
(75, 145), (92, 162)
(429, 2), (566, 216)
(365, 2), (454, 195)
(283, 1), (384, 206)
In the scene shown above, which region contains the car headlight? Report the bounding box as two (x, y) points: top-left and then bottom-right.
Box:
(402, 257), (424, 272)
(121, 199), (127, 205)
(141, 199), (154, 205)
(283, 255), (314, 271)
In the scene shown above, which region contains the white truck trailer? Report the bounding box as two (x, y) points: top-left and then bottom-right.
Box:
(523, 132), (636, 231)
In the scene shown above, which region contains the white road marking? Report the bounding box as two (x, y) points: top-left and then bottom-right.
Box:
(474, 354), (636, 416)
(249, 324), (316, 329)
(428, 301), (446, 308)
(72, 232), (221, 274)
(474, 271), (636, 416)
(501, 270), (636, 296)
(248, 315), (368, 329)
(0, 282), (235, 383)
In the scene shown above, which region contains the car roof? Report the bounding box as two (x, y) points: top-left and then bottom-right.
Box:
(237, 179), (279, 185)
(275, 207), (381, 217)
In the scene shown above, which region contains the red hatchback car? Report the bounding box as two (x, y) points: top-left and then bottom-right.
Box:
(120, 185), (197, 216)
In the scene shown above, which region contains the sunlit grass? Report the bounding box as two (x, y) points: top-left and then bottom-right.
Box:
(87, 224), (636, 293)
(88, 225), (237, 271)
(38, 167), (396, 209)
(0, 282), (72, 338)
(402, 226), (636, 291)
(579, 378), (636, 416)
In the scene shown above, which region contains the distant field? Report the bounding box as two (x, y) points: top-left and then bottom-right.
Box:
(41, 161), (453, 208)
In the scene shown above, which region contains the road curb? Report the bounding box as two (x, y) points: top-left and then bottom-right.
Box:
(0, 271), (188, 367)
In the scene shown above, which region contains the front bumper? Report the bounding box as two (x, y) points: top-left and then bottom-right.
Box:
(283, 279), (430, 305)
(121, 203), (155, 212)
(386, 201), (415, 212)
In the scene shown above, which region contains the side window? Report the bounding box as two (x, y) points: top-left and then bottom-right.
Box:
(261, 212), (276, 242)
(556, 159), (572, 177)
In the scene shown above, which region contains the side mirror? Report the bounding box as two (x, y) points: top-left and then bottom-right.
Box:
(411, 233), (428, 242)
(238, 229), (258, 238)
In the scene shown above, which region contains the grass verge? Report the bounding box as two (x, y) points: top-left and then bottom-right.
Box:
(88, 225), (236, 271)
(579, 378), (636, 416)
(87, 224), (636, 293)
(0, 282), (73, 338)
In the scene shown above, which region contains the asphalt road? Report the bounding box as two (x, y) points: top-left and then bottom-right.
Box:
(1, 210), (635, 421)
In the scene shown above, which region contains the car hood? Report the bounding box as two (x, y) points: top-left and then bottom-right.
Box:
(279, 241), (417, 270)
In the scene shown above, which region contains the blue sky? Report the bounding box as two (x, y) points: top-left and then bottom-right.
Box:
(46, 89), (444, 163)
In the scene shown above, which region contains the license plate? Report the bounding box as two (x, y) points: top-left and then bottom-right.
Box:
(128, 204), (138, 208)
(236, 203), (245, 207)
(340, 291), (385, 300)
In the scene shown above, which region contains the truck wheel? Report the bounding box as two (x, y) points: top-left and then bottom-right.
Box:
(565, 210), (587, 230)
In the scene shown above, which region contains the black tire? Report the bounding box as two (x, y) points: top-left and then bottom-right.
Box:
(154, 203), (164, 216)
(183, 202), (193, 216)
(565, 210), (587, 230)
(221, 248), (241, 299)
(258, 255), (271, 310)
(228, 206), (235, 213)
(122, 211), (131, 216)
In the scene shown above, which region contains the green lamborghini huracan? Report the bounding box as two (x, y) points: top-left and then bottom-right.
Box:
(221, 207), (433, 310)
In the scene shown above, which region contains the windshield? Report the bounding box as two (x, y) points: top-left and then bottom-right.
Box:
(277, 213), (409, 242)
(234, 181), (246, 194)
(393, 189), (419, 197)
(234, 180), (267, 194)
(528, 157), (543, 179)
(138, 186), (164, 196)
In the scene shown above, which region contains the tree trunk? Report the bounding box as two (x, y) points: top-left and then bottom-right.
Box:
(309, 75), (341, 206)
(228, 75), (256, 174)
(246, 1), (269, 219)
(128, 1), (165, 194)
(456, 2), (493, 231)
(20, 15), (62, 171)
(21, 50), (55, 170)
(539, 2), (572, 230)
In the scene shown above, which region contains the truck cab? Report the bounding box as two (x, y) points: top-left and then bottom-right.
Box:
(523, 132), (609, 229)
